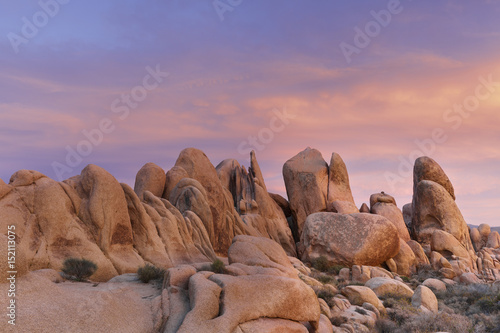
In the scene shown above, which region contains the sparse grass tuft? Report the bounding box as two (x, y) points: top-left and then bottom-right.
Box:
(310, 256), (346, 274)
(137, 264), (165, 283)
(61, 258), (97, 281)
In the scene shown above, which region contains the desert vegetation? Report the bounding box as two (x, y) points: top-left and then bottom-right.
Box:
(61, 258), (97, 281)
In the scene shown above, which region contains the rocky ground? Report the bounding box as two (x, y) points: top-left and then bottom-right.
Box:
(1, 147), (499, 332)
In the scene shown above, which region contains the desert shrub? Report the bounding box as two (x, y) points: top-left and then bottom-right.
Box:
(472, 295), (500, 314)
(329, 264), (346, 275)
(317, 289), (335, 304)
(399, 312), (473, 333)
(310, 256), (345, 274)
(62, 258), (97, 281)
(400, 275), (410, 283)
(413, 264), (440, 282)
(330, 316), (348, 327)
(375, 318), (398, 333)
(470, 313), (500, 333)
(137, 264), (165, 283)
(311, 256), (331, 272)
(384, 296), (419, 326)
(315, 273), (338, 286)
(211, 259), (226, 274)
(436, 283), (500, 315)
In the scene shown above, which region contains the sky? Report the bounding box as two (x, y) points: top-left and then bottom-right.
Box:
(0, 0), (499, 226)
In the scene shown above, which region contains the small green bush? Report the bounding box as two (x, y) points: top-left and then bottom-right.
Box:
(316, 274), (337, 286)
(311, 256), (331, 272)
(137, 264), (165, 283)
(400, 275), (410, 283)
(62, 258), (97, 281)
(211, 259), (226, 274)
(317, 289), (335, 304)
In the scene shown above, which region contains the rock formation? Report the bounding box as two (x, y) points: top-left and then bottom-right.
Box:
(1, 148), (500, 333)
(410, 157), (474, 253)
(216, 151), (296, 256)
(283, 148), (357, 241)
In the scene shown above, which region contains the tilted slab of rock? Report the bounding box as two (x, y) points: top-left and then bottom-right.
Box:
(327, 152), (358, 214)
(407, 240), (430, 266)
(75, 164), (145, 275)
(392, 239), (417, 276)
(216, 151), (296, 256)
(122, 184), (172, 269)
(413, 156), (455, 200)
(300, 212), (400, 266)
(411, 179), (473, 252)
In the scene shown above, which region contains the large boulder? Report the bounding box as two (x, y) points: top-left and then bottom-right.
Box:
(300, 212), (400, 266)
(365, 277), (414, 298)
(283, 148), (329, 240)
(268, 192), (292, 218)
(341, 285), (385, 313)
(411, 285), (438, 314)
(431, 230), (471, 260)
(411, 180), (473, 252)
(134, 162), (166, 199)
